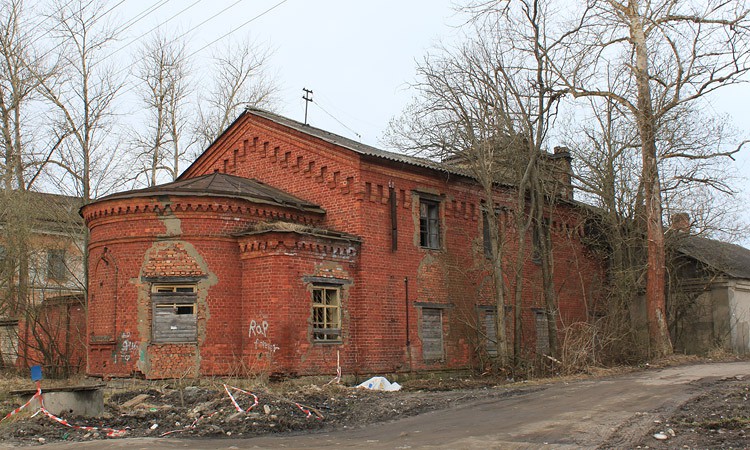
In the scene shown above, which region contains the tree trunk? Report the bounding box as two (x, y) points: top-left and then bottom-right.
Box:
(629, 0), (672, 357)
(485, 195), (510, 366)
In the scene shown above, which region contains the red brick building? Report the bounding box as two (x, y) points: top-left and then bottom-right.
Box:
(81, 108), (604, 379)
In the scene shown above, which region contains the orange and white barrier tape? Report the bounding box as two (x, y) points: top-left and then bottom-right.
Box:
(0, 382), (41, 425)
(295, 402), (324, 420)
(325, 350), (342, 385)
(0, 382), (126, 438)
(39, 407), (127, 438)
(223, 384), (258, 412)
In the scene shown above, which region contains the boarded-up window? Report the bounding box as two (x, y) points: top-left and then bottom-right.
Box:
(421, 308), (444, 360)
(152, 285), (197, 343)
(312, 286), (341, 342)
(535, 310), (549, 356)
(483, 311), (498, 356)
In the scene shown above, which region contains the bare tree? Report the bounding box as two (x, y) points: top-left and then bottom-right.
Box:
(194, 37), (278, 152)
(35, 0), (124, 202)
(131, 32), (191, 186)
(0, 0), (63, 330)
(387, 0), (568, 368)
(552, 0), (750, 356)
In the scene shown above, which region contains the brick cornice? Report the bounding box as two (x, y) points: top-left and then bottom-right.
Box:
(82, 197), (321, 228)
(238, 231), (359, 260)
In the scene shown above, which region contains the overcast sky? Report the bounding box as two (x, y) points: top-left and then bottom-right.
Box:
(114, 0), (462, 145)
(111, 0), (749, 235)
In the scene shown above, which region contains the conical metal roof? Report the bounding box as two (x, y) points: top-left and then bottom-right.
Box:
(95, 172), (324, 214)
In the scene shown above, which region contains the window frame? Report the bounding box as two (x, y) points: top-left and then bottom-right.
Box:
(534, 308), (550, 356)
(46, 248), (67, 282)
(311, 285), (342, 343)
(419, 198), (441, 249)
(420, 307), (445, 360)
(151, 284), (198, 344)
(482, 209), (493, 258)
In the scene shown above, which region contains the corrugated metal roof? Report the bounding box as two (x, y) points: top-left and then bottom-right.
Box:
(245, 107), (469, 177)
(676, 234), (750, 280)
(96, 172), (325, 214)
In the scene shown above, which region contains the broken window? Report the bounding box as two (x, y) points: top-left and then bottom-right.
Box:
(312, 286), (341, 342)
(419, 199), (441, 249)
(420, 308), (444, 360)
(46, 249), (67, 281)
(151, 285), (197, 343)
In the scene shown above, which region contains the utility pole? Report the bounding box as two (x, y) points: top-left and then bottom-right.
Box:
(302, 88), (313, 125)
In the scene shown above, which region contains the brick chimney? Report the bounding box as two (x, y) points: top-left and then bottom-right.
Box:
(670, 213), (691, 233)
(550, 146), (573, 200)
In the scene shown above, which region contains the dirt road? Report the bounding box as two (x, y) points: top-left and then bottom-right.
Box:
(10, 361), (750, 449)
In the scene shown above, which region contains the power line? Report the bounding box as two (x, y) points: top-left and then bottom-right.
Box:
(19, 0), (126, 71)
(102, 0), (203, 63)
(112, 0), (290, 105)
(22, 0), (78, 49)
(108, 0), (290, 111)
(186, 0), (289, 59)
(111, 0), (173, 36)
(313, 97), (362, 141)
(174, 0), (245, 43)
(316, 90), (378, 129)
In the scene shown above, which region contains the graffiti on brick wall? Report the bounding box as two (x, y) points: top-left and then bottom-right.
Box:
(254, 339), (280, 353)
(249, 319), (279, 353)
(248, 319), (269, 337)
(115, 331), (138, 363)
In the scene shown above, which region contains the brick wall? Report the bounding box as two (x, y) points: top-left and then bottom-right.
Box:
(83, 111), (605, 379)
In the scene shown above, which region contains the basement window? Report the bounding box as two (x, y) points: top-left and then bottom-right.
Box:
(419, 199), (441, 249)
(312, 285), (341, 343)
(151, 285), (197, 343)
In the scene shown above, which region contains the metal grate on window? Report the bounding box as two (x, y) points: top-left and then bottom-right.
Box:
(312, 286), (341, 342)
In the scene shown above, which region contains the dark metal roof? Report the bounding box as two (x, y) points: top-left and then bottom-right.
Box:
(96, 172), (325, 214)
(244, 107), (469, 177)
(675, 234), (750, 280)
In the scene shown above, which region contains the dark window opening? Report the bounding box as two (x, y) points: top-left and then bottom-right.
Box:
(46, 249), (67, 281)
(419, 199), (440, 249)
(175, 305), (194, 315)
(482, 210), (492, 258)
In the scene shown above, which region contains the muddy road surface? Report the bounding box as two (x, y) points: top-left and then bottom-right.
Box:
(11, 361), (746, 449)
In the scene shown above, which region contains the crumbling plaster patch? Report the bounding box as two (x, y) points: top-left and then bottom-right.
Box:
(131, 202), (218, 376)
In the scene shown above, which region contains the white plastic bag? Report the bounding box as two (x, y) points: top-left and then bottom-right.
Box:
(356, 376), (402, 391)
